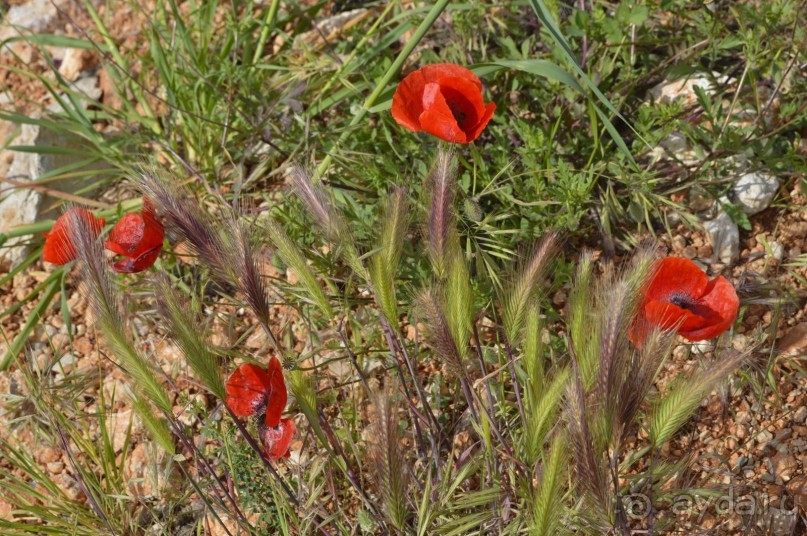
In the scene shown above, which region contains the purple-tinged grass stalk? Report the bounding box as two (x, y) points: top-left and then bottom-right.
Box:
(153, 275), (225, 400)
(502, 234), (558, 344)
(368, 391), (411, 532)
(137, 167), (236, 284)
(137, 168), (283, 352)
(369, 187), (409, 329)
(564, 368), (610, 526)
(66, 208), (174, 453)
(415, 288), (465, 375)
(288, 166), (364, 278)
(425, 149), (459, 279)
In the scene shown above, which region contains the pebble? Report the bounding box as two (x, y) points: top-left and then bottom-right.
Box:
(757, 429), (774, 444)
(770, 452), (798, 481)
(733, 171), (780, 215)
(46, 461), (64, 474)
(769, 241), (784, 261)
(794, 406), (807, 424)
(703, 210), (739, 264)
(56, 352), (77, 374)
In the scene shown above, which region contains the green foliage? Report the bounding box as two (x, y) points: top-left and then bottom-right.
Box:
(530, 434), (569, 536)
(1, 0), (799, 533)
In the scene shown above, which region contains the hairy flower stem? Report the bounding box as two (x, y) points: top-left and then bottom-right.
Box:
(611, 448), (630, 536)
(164, 413), (251, 532)
(226, 409), (335, 535)
(503, 337), (528, 429)
(389, 323), (441, 433)
(258, 314), (284, 358)
(647, 448), (660, 536)
(224, 406), (299, 507)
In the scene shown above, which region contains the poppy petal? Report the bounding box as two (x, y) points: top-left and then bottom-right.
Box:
(391, 69), (427, 132)
(264, 357), (287, 428)
(437, 76), (486, 133)
(105, 213), (145, 256)
(111, 245), (162, 273)
(418, 82), (467, 144)
(226, 363), (272, 417)
(42, 208), (105, 265)
(105, 205), (164, 266)
(464, 102), (496, 143)
(679, 276), (739, 341)
(644, 300), (711, 332)
(140, 210), (165, 250)
(644, 258), (709, 304)
(420, 63), (482, 89)
(261, 418), (296, 461)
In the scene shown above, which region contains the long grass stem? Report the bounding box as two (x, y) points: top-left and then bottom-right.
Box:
(315, 0), (451, 177)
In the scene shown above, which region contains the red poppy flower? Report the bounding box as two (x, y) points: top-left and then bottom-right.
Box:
(391, 63), (496, 144)
(631, 257), (739, 347)
(260, 417), (296, 461)
(42, 208), (106, 265)
(105, 198), (164, 273)
(225, 357), (288, 428)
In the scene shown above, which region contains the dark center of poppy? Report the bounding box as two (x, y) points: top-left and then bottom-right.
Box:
(440, 87), (478, 131)
(668, 293), (696, 311)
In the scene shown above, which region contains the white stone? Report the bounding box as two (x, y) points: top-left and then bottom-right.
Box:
(57, 48), (92, 82)
(733, 171), (780, 215)
(0, 0), (58, 40)
(703, 210), (739, 264)
(769, 241), (784, 262)
(0, 85), (107, 266)
(658, 131), (700, 165)
(649, 72), (729, 107)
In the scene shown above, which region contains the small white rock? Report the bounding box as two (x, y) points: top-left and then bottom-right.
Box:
(733, 171), (780, 215)
(650, 73), (723, 106)
(769, 241), (784, 262)
(703, 210), (739, 264)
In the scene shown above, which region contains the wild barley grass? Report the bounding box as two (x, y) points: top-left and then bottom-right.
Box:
(1, 1), (802, 534)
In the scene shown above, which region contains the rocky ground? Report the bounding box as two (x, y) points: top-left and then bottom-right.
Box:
(1, 1), (806, 535)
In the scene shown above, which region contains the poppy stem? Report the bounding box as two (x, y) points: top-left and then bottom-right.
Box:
(315, 0), (452, 178)
(471, 319), (511, 463)
(163, 412), (252, 532)
(337, 318), (372, 394)
(226, 407), (336, 536)
(315, 408), (388, 528)
(225, 406), (299, 506)
(380, 318), (434, 469)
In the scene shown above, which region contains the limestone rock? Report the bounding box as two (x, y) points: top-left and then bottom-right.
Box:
(703, 210), (739, 264)
(733, 171), (780, 215)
